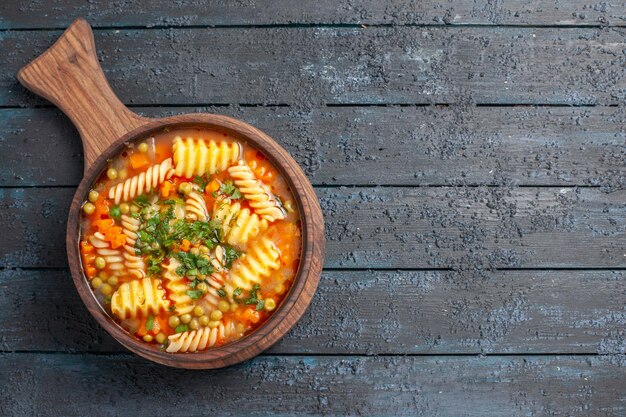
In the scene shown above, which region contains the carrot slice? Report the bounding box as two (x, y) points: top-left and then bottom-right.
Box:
(161, 181), (173, 198)
(129, 152), (150, 170)
(180, 239), (191, 252)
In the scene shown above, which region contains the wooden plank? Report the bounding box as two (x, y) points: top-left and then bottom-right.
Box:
(1, 1), (624, 29)
(3, 27), (626, 107)
(1, 353), (625, 416)
(0, 187), (624, 269)
(2, 105), (626, 187)
(2, 268), (625, 354)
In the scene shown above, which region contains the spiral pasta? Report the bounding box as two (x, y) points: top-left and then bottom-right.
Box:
(121, 214), (145, 279)
(184, 190), (208, 222)
(161, 258), (195, 315)
(108, 158), (175, 204)
(88, 232), (125, 275)
(227, 161), (286, 222)
(201, 272), (227, 311)
(225, 235), (281, 293)
(213, 196), (268, 249)
(166, 319), (236, 353)
(110, 277), (169, 320)
(173, 137), (241, 178)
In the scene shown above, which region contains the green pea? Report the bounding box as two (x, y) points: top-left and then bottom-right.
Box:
(82, 202), (95, 215)
(193, 306), (204, 317)
(180, 314), (192, 324)
(107, 168), (118, 180)
(199, 315), (210, 326)
(100, 283), (113, 296)
(91, 277), (103, 289)
(218, 300), (230, 312)
(168, 316), (181, 328)
(189, 318), (199, 330)
(178, 182), (192, 195)
(119, 203), (130, 214)
(94, 257), (106, 269)
(210, 310), (223, 321)
(138, 142), (149, 152)
(264, 298), (277, 311)
(107, 276), (119, 286)
(155, 333), (166, 344)
(143, 334), (153, 343)
(88, 190), (99, 203)
(208, 320), (220, 329)
(196, 282), (208, 292)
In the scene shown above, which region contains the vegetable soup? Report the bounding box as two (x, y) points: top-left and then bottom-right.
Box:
(79, 128), (301, 353)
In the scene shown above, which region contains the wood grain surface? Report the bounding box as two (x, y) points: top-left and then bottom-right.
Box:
(2, 187), (624, 269)
(2, 106), (625, 187)
(1, 0), (625, 414)
(1, 354), (625, 417)
(2, 268), (625, 355)
(1, 0), (625, 28)
(3, 27), (626, 107)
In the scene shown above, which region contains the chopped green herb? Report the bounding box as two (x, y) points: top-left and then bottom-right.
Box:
(233, 287), (243, 297)
(109, 206), (121, 219)
(244, 284), (263, 308)
(220, 180), (242, 199)
(145, 315), (154, 331)
(175, 324), (188, 333)
(168, 305), (176, 312)
(186, 289), (204, 300)
(174, 251), (214, 277)
(193, 175), (210, 193)
(222, 245), (243, 269)
(217, 288), (227, 297)
(146, 254), (164, 276)
(133, 194), (150, 207)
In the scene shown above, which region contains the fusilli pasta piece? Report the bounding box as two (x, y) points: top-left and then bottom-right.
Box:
(161, 258), (194, 315)
(212, 196), (268, 249)
(201, 272), (227, 311)
(88, 232), (125, 275)
(110, 277), (169, 320)
(227, 161), (286, 222)
(108, 158), (175, 204)
(166, 320), (236, 353)
(184, 190), (208, 222)
(121, 214), (145, 279)
(225, 235), (280, 293)
(172, 137), (241, 178)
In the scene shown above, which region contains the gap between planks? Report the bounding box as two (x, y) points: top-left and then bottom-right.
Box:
(2, 23), (625, 32)
(0, 351), (619, 357)
(0, 103), (620, 109)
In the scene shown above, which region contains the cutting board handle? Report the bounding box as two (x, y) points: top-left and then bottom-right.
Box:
(17, 18), (148, 172)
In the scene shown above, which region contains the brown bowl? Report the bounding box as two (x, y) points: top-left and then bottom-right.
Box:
(17, 18), (324, 369)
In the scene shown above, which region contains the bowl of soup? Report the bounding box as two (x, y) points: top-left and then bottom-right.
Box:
(17, 19), (324, 368)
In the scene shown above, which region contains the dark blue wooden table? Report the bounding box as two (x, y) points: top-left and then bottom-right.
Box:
(1, 1), (625, 415)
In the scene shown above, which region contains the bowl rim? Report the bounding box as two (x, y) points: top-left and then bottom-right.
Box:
(66, 113), (325, 369)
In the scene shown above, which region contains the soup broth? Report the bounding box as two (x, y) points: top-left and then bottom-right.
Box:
(79, 127), (301, 353)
